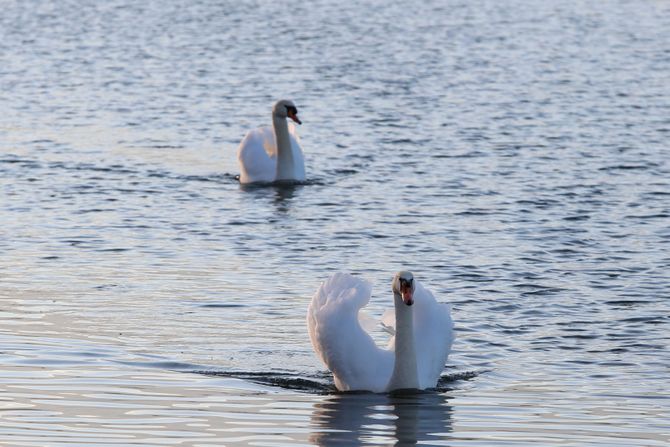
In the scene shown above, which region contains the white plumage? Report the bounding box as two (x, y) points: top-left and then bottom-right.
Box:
(237, 99), (305, 184)
(307, 272), (454, 393)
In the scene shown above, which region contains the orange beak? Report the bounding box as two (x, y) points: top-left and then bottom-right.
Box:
(288, 110), (301, 125)
(400, 283), (414, 306)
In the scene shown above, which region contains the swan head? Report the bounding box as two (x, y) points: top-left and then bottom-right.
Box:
(273, 99), (301, 125)
(392, 271), (415, 306)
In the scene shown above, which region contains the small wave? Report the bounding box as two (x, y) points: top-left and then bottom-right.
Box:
(195, 370), (335, 393)
(179, 173), (239, 184)
(605, 300), (649, 306)
(198, 303), (247, 309)
(237, 177), (326, 190)
(117, 359), (200, 371)
(599, 164), (658, 171)
(3, 155), (242, 186)
(194, 369), (480, 394)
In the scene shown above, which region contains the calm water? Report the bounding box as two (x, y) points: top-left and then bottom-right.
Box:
(2, 0), (669, 445)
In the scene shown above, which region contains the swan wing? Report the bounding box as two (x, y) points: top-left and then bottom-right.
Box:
(412, 281), (454, 389)
(307, 273), (393, 392)
(287, 123), (306, 181)
(380, 309), (395, 336)
(237, 126), (277, 184)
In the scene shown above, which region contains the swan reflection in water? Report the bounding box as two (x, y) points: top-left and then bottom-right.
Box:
(271, 182), (300, 212)
(310, 391), (452, 446)
(239, 181), (301, 214)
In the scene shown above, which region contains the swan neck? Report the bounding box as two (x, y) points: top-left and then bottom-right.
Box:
(272, 114), (295, 181)
(388, 292), (419, 391)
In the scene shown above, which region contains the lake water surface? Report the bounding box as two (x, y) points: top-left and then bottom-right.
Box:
(1, 0), (669, 445)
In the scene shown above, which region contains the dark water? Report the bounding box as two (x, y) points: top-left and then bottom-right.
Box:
(2, 0), (669, 445)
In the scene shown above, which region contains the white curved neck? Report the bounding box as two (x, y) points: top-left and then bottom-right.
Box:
(387, 292), (419, 391)
(272, 114), (296, 181)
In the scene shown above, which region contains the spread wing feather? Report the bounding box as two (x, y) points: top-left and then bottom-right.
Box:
(307, 273), (393, 392)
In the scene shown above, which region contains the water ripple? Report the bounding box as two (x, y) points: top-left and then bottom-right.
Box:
(1, 0), (669, 445)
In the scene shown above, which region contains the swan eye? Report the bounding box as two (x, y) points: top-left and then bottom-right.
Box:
(285, 105), (298, 115)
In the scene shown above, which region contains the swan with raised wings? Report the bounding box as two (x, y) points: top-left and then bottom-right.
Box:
(237, 99), (305, 184)
(307, 271), (454, 393)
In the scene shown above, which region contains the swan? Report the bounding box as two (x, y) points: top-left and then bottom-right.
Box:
(307, 271), (454, 393)
(237, 99), (306, 184)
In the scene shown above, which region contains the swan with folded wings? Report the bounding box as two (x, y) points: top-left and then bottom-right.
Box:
(237, 99), (305, 184)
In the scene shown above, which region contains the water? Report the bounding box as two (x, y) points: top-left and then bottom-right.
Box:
(1, 0), (669, 445)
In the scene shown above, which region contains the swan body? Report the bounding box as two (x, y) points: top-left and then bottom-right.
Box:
(237, 99), (305, 184)
(307, 272), (454, 393)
